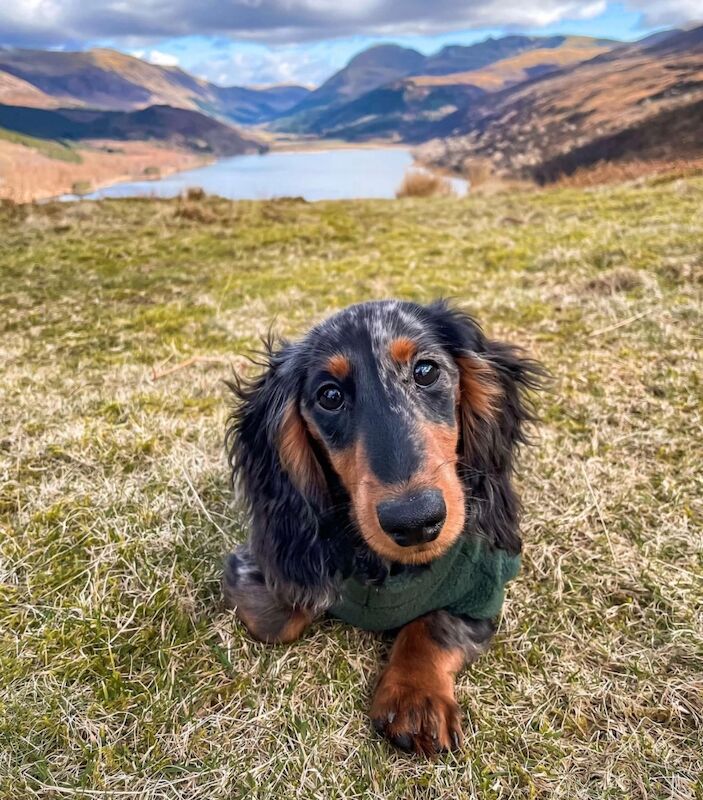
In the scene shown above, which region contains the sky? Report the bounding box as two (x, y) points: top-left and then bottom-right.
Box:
(0, 1), (701, 87)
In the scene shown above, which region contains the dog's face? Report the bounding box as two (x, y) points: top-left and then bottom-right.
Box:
(277, 301), (502, 565)
(230, 299), (540, 606)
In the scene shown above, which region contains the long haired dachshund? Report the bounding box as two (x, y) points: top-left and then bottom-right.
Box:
(223, 299), (541, 755)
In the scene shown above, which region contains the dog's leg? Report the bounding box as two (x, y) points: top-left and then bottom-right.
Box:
(223, 545), (312, 644)
(370, 610), (495, 755)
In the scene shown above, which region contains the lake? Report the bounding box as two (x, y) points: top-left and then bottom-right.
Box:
(74, 147), (467, 202)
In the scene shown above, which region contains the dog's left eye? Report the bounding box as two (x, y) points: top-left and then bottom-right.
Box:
(317, 384), (344, 411)
(413, 360), (440, 387)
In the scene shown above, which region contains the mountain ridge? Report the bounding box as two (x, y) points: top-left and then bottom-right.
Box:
(274, 34), (621, 134)
(0, 46), (311, 124)
(0, 102), (265, 157)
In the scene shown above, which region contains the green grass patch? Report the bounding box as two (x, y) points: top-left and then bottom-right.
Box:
(0, 125), (82, 163)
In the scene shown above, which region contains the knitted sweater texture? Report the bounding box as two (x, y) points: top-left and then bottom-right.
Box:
(329, 536), (521, 631)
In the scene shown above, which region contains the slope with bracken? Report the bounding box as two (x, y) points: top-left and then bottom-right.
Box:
(417, 26), (703, 181)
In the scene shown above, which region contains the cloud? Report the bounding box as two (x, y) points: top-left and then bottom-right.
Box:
(187, 42), (354, 86)
(144, 49), (180, 67)
(130, 48), (180, 67)
(0, 0), (699, 48)
(623, 0), (703, 27)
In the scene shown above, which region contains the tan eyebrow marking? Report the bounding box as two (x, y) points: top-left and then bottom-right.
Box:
(389, 337), (418, 364)
(325, 353), (351, 379)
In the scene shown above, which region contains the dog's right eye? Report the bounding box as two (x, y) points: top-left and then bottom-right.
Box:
(317, 384), (344, 411)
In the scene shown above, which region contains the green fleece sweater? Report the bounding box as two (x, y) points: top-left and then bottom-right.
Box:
(329, 536), (520, 632)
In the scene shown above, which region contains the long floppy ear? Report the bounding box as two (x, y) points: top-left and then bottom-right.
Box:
(425, 300), (543, 554)
(225, 338), (337, 612)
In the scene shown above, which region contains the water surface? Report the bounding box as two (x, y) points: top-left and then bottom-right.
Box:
(75, 147), (466, 202)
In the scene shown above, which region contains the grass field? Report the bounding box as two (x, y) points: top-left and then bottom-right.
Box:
(1, 178), (702, 799)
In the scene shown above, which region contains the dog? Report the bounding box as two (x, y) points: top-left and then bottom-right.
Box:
(223, 299), (541, 755)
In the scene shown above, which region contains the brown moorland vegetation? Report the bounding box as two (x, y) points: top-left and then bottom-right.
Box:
(0, 138), (205, 202)
(419, 27), (703, 183)
(395, 168), (455, 197)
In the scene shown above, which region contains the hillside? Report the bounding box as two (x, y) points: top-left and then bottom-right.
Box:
(0, 101), (266, 202)
(291, 81), (487, 141)
(275, 35), (614, 134)
(0, 47), (310, 124)
(0, 103), (265, 157)
(417, 26), (703, 181)
(1, 179), (701, 798)
(534, 97), (703, 183)
(0, 133), (204, 203)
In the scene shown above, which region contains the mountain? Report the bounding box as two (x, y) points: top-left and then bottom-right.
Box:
(420, 35), (589, 74)
(412, 36), (616, 91)
(291, 44), (425, 114)
(275, 35), (619, 135)
(417, 25), (703, 181)
(0, 47), (310, 124)
(287, 44), (426, 118)
(277, 35), (617, 140)
(633, 28), (685, 47)
(0, 103), (265, 157)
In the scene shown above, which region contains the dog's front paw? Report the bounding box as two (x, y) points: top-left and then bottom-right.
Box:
(370, 667), (464, 756)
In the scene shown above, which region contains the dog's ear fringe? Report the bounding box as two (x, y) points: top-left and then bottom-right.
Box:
(425, 300), (546, 556)
(224, 337), (337, 613)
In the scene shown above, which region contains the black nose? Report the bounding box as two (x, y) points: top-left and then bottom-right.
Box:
(376, 489), (447, 547)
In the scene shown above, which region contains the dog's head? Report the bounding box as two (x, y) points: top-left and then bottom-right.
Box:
(227, 300), (541, 608)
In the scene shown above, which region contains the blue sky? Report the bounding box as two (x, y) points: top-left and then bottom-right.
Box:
(1, 1), (700, 87)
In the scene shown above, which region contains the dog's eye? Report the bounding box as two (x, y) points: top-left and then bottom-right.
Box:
(317, 384), (344, 411)
(413, 360), (440, 387)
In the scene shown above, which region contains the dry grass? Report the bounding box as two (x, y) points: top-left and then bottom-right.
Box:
(463, 158), (493, 188)
(1, 178), (702, 799)
(554, 158), (703, 188)
(396, 168), (455, 198)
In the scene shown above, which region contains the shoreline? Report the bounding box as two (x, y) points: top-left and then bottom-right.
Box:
(47, 155), (214, 203)
(266, 136), (408, 154)
(38, 140), (468, 204)
(45, 139), (405, 202)
(0, 138), (213, 204)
